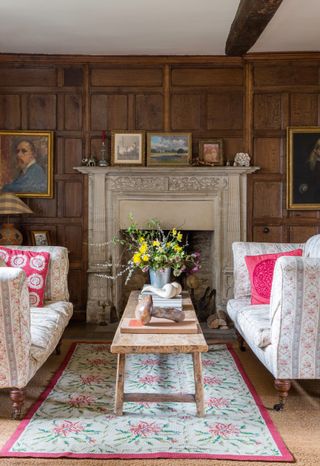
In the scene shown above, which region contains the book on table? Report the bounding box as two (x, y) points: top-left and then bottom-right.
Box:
(139, 286), (182, 309)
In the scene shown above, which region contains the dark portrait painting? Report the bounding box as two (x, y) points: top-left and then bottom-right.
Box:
(0, 130), (53, 198)
(287, 127), (320, 210)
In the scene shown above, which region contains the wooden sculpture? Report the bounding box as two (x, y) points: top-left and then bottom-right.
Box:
(135, 294), (185, 325)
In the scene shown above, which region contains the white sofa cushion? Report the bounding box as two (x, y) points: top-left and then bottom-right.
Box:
(227, 299), (271, 348)
(30, 301), (73, 363)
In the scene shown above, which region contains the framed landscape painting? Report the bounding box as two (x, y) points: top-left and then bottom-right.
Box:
(0, 130), (54, 198)
(111, 131), (145, 166)
(287, 126), (320, 210)
(147, 132), (192, 166)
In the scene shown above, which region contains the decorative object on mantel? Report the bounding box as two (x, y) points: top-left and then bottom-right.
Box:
(233, 152), (251, 167)
(198, 138), (224, 166)
(87, 155), (96, 167)
(98, 130), (109, 167)
(111, 130), (145, 166)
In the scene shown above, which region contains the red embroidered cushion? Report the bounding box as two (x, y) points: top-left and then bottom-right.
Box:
(0, 247), (50, 307)
(245, 249), (303, 305)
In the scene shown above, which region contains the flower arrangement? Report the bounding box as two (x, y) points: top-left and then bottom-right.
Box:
(118, 217), (201, 283)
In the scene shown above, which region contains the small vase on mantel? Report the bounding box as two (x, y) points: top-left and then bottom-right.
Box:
(149, 267), (171, 288)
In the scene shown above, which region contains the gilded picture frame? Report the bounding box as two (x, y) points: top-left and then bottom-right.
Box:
(111, 130), (145, 166)
(146, 132), (192, 166)
(0, 130), (53, 198)
(198, 139), (224, 166)
(287, 126), (320, 210)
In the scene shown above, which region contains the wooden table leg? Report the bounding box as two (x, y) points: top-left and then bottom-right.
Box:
(114, 353), (125, 415)
(192, 352), (205, 417)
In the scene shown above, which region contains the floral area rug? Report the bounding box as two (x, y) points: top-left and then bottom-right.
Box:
(0, 343), (293, 461)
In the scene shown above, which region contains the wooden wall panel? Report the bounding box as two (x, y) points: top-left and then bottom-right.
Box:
(254, 64), (319, 87)
(254, 94), (282, 129)
(171, 94), (201, 130)
(207, 93), (243, 130)
(91, 68), (162, 87)
(28, 94), (57, 129)
(91, 94), (128, 130)
(289, 226), (319, 243)
(136, 94), (163, 130)
(253, 181), (282, 218)
(0, 67), (57, 86)
(254, 138), (281, 173)
(63, 182), (83, 217)
(0, 95), (20, 129)
(64, 95), (82, 130)
(172, 68), (243, 87)
(63, 138), (83, 173)
(253, 226), (284, 242)
(290, 94), (318, 126)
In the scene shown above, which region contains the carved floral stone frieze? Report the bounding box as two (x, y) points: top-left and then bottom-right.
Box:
(109, 176), (167, 191)
(169, 176), (228, 192)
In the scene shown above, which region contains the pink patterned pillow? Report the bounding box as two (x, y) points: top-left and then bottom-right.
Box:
(245, 249), (303, 305)
(0, 247), (50, 307)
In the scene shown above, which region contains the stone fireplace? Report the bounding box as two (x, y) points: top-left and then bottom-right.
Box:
(75, 166), (258, 323)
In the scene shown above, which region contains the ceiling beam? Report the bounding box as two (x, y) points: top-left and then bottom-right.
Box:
(225, 0), (283, 56)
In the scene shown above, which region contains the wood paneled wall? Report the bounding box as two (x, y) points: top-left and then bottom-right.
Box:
(0, 53), (319, 318)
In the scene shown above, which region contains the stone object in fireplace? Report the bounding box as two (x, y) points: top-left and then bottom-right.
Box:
(74, 166), (259, 323)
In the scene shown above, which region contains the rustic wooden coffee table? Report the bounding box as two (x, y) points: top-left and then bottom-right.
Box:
(110, 290), (208, 416)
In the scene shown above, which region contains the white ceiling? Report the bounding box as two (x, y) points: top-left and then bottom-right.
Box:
(0, 0), (319, 56)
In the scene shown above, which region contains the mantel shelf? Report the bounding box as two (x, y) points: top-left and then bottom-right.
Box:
(74, 166), (260, 176)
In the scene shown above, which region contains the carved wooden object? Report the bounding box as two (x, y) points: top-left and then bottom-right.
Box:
(135, 294), (185, 324)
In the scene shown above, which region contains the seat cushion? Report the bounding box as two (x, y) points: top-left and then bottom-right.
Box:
(30, 301), (73, 362)
(227, 299), (271, 348)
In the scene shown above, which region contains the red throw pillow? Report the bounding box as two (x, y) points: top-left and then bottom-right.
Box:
(245, 249), (303, 305)
(0, 247), (50, 307)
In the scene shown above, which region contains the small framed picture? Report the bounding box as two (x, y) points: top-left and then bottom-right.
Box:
(198, 139), (224, 166)
(147, 132), (192, 166)
(111, 131), (145, 166)
(30, 230), (51, 246)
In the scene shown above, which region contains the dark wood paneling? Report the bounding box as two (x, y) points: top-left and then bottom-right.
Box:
(91, 94), (128, 130)
(207, 93), (243, 130)
(91, 68), (163, 87)
(136, 94), (163, 130)
(290, 93), (318, 126)
(28, 94), (57, 129)
(289, 226), (319, 243)
(254, 138), (281, 172)
(171, 94), (201, 130)
(0, 95), (20, 129)
(63, 182), (83, 217)
(172, 68), (243, 87)
(253, 225), (284, 242)
(63, 138), (83, 173)
(254, 64), (320, 87)
(0, 67), (57, 87)
(64, 94), (82, 130)
(253, 181), (282, 218)
(254, 94), (282, 129)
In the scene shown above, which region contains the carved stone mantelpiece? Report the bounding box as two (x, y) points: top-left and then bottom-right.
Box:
(75, 166), (259, 323)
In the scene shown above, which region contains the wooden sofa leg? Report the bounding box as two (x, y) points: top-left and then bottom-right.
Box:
(55, 338), (62, 355)
(10, 388), (25, 420)
(236, 332), (246, 351)
(274, 379), (291, 411)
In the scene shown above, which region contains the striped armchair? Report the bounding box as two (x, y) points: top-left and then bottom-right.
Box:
(0, 246), (73, 418)
(227, 235), (320, 410)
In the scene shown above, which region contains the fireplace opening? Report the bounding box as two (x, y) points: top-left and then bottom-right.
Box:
(118, 230), (216, 322)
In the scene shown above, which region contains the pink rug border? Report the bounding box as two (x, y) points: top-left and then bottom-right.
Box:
(0, 341), (294, 462)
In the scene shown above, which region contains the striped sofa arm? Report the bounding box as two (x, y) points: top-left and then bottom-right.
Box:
(0, 267), (31, 389)
(270, 256), (320, 379)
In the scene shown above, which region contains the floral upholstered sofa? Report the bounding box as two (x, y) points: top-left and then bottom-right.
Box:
(0, 246), (73, 418)
(227, 234), (320, 410)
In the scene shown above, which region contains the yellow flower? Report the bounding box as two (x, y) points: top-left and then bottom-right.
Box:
(177, 232), (183, 242)
(139, 242), (148, 254)
(166, 242), (171, 247)
(172, 228), (177, 236)
(142, 254), (149, 262)
(174, 245), (183, 252)
(153, 240), (160, 246)
(138, 236), (145, 243)
(133, 253), (141, 264)
(158, 247), (163, 252)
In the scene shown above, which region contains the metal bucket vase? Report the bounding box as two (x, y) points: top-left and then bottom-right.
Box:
(149, 267), (171, 288)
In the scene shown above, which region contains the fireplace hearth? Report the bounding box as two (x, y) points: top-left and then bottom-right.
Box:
(75, 166), (258, 323)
